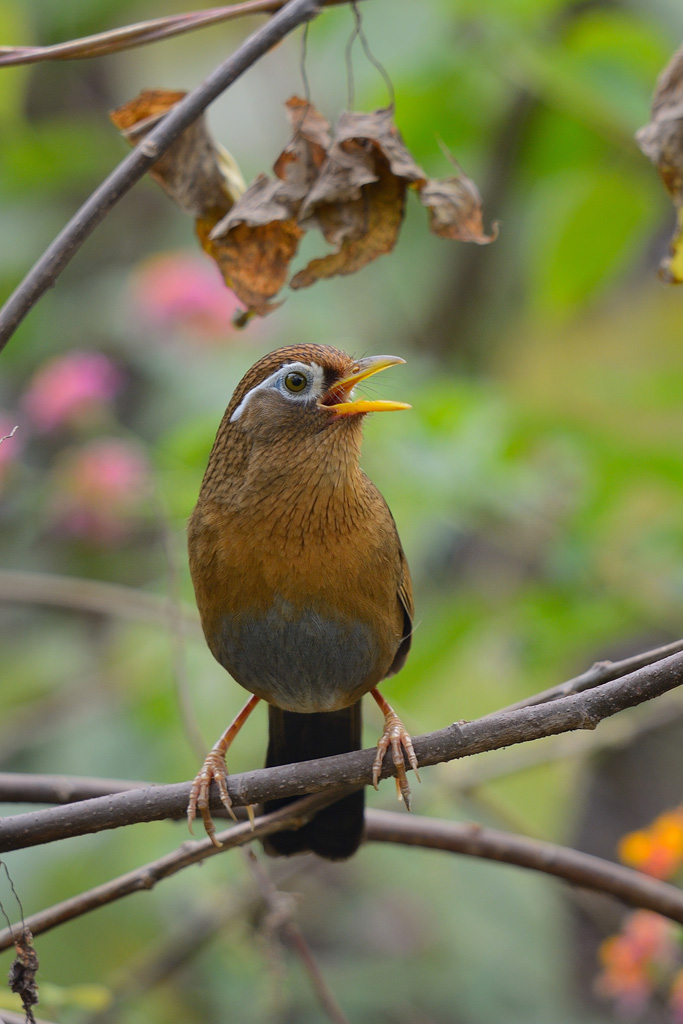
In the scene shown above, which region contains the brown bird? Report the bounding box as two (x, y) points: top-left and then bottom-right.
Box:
(187, 343), (417, 859)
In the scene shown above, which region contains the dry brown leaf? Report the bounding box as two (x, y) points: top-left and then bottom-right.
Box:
(291, 158), (406, 289)
(299, 107), (419, 239)
(273, 96), (331, 191)
(294, 105), (494, 285)
(333, 106), (426, 185)
(293, 107), (419, 284)
(204, 220), (302, 317)
(203, 98), (332, 314)
(419, 175), (498, 244)
(636, 44), (683, 281)
(111, 90), (496, 316)
(205, 175), (303, 315)
(110, 88), (244, 221)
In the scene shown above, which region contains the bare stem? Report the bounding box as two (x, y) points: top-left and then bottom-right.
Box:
(0, 0), (321, 351)
(245, 851), (351, 1024)
(0, 0), (357, 67)
(492, 636), (683, 715)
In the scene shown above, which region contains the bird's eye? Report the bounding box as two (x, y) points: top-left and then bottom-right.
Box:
(284, 371), (308, 393)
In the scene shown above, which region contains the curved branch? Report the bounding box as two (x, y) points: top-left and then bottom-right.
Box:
(495, 636), (683, 714)
(2, 648), (683, 853)
(364, 811), (683, 924)
(0, 0), (354, 67)
(2, 805), (682, 958)
(0, 0), (321, 351)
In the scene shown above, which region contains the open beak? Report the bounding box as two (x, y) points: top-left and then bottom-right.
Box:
(322, 355), (411, 417)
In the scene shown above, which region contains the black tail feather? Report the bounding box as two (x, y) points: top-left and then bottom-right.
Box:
(263, 703), (364, 860)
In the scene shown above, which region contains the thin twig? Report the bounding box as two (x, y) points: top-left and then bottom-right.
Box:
(0, 570), (200, 632)
(490, 636), (683, 715)
(0, 789), (349, 953)
(0, 425), (18, 443)
(0, 1011), (56, 1024)
(82, 861), (305, 1024)
(2, 648), (683, 852)
(0, 0), (321, 351)
(365, 810), (683, 923)
(245, 851), (351, 1024)
(0, 0), (358, 67)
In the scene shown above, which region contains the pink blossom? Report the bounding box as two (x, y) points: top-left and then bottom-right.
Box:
(130, 251), (245, 339)
(22, 351), (122, 432)
(50, 439), (150, 544)
(596, 911), (679, 1016)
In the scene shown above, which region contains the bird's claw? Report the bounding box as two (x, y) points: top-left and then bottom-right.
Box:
(372, 709), (420, 811)
(187, 749), (237, 848)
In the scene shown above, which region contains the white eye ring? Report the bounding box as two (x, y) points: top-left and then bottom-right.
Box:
(230, 361), (324, 421)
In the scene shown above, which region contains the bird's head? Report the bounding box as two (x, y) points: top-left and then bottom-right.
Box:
(224, 344), (410, 444)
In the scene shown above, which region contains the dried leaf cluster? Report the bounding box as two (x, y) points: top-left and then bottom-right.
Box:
(637, 44), (683, 283)
(112, 90), (495, 318)
(8, 928), (39, 1024)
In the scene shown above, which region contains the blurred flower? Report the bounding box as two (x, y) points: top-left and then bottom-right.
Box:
(49, 438), (150, 545)
(596, 910), (678, 1016)
(22, 351), (122, 432)
(130, 251), (244, 339)
(0, 415), (21, 488)
(671, 969), (683, 1023)
(619, 808), (683, 880)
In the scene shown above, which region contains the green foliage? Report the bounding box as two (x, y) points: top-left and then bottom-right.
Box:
(1, 0), (682, 1021)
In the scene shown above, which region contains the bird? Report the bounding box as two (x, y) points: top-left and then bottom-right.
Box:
(187, 343), (417, 859)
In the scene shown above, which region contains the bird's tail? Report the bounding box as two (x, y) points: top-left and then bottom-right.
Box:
(263, 703), (364, 860)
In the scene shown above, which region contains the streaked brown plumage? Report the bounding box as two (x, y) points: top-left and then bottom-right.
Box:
(187, 343), (416, 859)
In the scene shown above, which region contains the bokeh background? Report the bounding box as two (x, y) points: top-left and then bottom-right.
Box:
(2, 0), (683, 1021)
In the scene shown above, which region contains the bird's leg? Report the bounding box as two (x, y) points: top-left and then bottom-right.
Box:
(370, 688), (420, 810)
(187, 694), (261, 847)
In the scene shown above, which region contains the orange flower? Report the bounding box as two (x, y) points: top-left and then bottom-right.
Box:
(619, 808), (683, 880)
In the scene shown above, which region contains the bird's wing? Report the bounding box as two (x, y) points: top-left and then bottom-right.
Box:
(386, 542), (413, 678)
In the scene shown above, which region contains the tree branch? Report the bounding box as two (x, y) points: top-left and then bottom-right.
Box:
(2, 805), (682, 960)
(364, 811), (683, 924)
(0, 0), (321, 352)
(0, 0), (356, 67)
(0, 789), (350, 953)
(2, 648), (683, 853)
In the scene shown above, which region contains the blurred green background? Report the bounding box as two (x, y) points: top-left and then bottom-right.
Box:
(2, 0), (683, 1021)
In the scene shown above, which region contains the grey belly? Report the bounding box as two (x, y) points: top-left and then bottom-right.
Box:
(214, 602), (382, 713)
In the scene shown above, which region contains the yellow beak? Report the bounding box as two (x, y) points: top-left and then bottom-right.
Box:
(323, 354), (411, 416)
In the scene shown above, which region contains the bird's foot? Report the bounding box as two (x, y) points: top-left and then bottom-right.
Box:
(187, 749), (237, 848)
(370, 690), (420, 811)
(187, 694), (261, 847)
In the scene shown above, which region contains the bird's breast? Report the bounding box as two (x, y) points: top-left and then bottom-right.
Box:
(212, 598), (386, 713)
